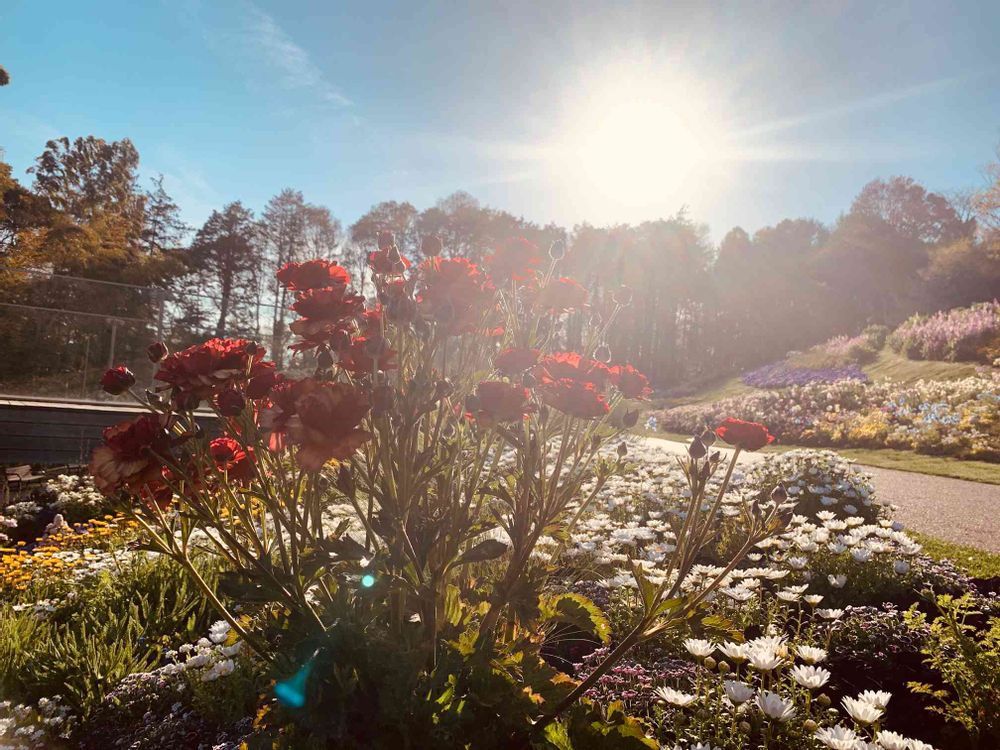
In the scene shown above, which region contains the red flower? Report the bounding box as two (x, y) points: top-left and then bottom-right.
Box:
(336, 336), (399, 374)
(291, 287), (366, 323)
(214, 387), (246, 416)
(147, 341), (169, 363)
(417, 257), (495, 334)
(538, 379), (609, 419)
(609, 364), (651, 400)
(155, 339), (272, 407)
(277, 260), (351, 292)
(485, 237), (542, 282)
(494, 347), (540, 375)
(260, 377), (322, 450)
(208, 437), (255, 484)
(101, 366), (135, 395)
(534, 352), (610, 389)
(246, 361), (280, 399)
(368, 249), (410, 275)
(714, 418), (775, 451)
(537, 277), (588, 311)
(284, 382), (372, 470)
(89, 414), (172, 495)
(468, 381), (536, 427)
(289, 287), (367, 347)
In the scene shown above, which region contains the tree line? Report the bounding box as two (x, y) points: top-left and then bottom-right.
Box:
(2, 135), (999, 395)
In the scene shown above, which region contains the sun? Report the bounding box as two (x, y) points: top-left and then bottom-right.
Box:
(550, 67), (731, 215)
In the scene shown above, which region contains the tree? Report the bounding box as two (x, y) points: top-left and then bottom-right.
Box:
(141, 175), (188, 255)
(348, 201), (418, 289)
(181, 203), (260, 339)
(973, 146), (1000, 234)
(851, 176), (973, 245)
(259, 189), (341, 366)
(30, 136), (144, 233)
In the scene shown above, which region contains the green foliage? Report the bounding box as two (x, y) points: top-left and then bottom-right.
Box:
(906, 593), (1000, 748)
(0, 554), (222, 717)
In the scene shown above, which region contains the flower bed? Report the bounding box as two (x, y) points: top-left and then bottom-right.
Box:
(741, 362), (869, 388)
(2, 237), (996, 749)
(2, 445), (995, 749)
(659, 374), (1000, 461)
(890, 300), (1000, 363)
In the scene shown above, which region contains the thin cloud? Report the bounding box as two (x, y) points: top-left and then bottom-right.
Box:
(180, 0), (351, 108)
(243, 4), (351, 106)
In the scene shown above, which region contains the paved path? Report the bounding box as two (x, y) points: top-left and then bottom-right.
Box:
(642, 437), (1000, 554)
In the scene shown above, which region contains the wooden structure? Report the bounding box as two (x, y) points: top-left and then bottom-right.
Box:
(0, 396), (212, 466)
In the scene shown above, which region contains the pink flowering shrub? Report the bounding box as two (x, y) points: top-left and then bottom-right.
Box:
(890, 301), (1000, 363)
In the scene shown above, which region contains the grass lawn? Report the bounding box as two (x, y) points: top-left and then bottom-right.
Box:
(909, 531), (1000, 579)
(647, 430), (1000, 485)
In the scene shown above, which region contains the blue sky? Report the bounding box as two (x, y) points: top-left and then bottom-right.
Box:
(1, 0), (998, 241)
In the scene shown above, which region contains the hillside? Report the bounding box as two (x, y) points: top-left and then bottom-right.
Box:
(656, 347), (986, 410)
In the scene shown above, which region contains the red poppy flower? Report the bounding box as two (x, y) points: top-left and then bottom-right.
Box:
(336, 336), (399, 374)
(609, 364), (651, 400)
(538, 379), (609, 419)
(468, 381), (536, 427)
(537, 277), (588, 311)
(284, 382), (372, 470)
(714, 418), (775, 451)
(101, 366), (135, 395)
(277, 260), (351, 292)
(494, 347), (540, 375)
(208, 437), (256, 484)
(155, 339), (272, 407)
(485, 237), (542, 282)
(89, 413), (172, 495)
(534, 352), (610, 389)
(417, 257), (495, 334)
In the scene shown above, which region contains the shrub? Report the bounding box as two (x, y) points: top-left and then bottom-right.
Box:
(906, 593), (1000, 748)
(889, 300), (1000, 362)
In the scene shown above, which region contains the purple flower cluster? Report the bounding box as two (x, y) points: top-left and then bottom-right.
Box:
(890, 300), (1000, 362)
(741, 362), (869, 388)
(573, 648), (699, 715)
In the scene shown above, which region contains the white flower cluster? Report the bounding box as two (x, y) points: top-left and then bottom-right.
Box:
(162, 621), (243, 683)
(0, 697), (73, 749)
(46, 475), (105, 515)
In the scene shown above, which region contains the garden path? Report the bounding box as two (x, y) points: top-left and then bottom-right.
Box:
(641, 437), (1000, 554)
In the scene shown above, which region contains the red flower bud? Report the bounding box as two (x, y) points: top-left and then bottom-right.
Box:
(146, 341), (169, 363)
(421, 234), (443, 257)
(101, 366), (135, 395)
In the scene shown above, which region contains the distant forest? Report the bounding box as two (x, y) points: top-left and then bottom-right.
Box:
(2, 135), (999, 394)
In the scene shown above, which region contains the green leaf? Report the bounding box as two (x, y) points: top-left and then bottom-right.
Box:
(455, 538), (509, 566)
(540, 593), (611, 644)
(318, 536), (370, 561)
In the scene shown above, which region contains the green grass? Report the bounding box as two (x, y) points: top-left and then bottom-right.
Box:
(646, 430), (1000, 484)
(909, 532), (1000, 579)
(857, 349), (983, 384)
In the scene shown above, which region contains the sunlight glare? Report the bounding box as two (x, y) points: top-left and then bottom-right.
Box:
(553, 67), (730, 213)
